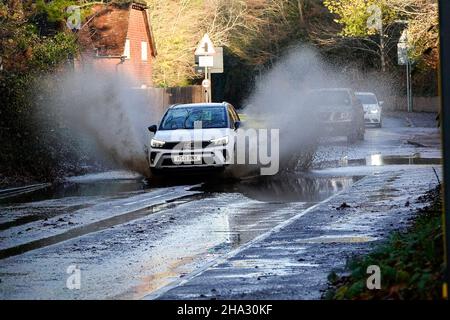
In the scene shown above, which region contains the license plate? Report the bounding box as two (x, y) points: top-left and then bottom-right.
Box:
(172, 155), (202, 163)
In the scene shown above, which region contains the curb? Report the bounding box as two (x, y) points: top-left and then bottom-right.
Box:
(0, 183), (51, 200)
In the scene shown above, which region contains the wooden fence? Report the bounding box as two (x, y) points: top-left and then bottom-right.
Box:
(133, 85), (205, 117)
(382, 96), (439, 113)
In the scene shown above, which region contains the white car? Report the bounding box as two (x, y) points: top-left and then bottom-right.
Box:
(355, 92), (383, 127)
(147, 102), (240, 174)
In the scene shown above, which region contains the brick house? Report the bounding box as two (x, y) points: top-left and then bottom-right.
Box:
(76, 1), (157, 87)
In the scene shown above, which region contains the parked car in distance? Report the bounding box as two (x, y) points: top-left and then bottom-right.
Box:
(307, 88), (365, 143)
(147, 102), (241, 174)
(355, 91), (383, 128)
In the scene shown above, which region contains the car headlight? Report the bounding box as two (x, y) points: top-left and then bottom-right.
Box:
(210, 136), (229, 146)
(369, 107), (380, 114)
(150, 138), (165, 148)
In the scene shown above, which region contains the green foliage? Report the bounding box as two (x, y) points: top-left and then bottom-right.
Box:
(35, 0), (80, 24)
(326, 188), (444, 300)
(32, 32), (77, 69)
(0, 4), (80, 181)
(323, 0), (396, 37)
(323, 0), (439, 73)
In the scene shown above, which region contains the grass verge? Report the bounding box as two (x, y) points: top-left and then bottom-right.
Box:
(325, 186), (444, 300)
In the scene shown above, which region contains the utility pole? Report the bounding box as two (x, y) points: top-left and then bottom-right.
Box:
(398, 26), (413, 112)
(368, 4), (385, 72)
(379, 20), (386, 73)
(438, 0), (450, 300)
(202, 65), (212, 103)
(407, 55), (413, 112)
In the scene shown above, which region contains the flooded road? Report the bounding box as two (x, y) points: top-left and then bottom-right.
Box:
(0, 113), (442, 299)
(0, 168), (362, 299)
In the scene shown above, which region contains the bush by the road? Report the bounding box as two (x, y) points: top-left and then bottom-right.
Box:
(325, 186), (444, 300)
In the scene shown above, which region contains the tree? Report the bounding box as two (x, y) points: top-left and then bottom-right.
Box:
(389, 0), (439, 70)
(146, 0), (310, 88)
(322, 0), (439, 72)
(323, 0), (397, 71)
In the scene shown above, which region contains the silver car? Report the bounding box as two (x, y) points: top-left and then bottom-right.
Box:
(355, 92), (383, 128)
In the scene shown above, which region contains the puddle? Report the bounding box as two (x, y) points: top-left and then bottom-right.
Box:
(0, 179), (149, 205)
(0, 194), (204, 260)
(295, 235), (377, 244)
(316, 154), (441, 169)
(201, 173), (362, 203)
(362, 154), (441, 166)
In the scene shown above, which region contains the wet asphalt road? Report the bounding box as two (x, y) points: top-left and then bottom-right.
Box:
(0, 113), (442, 299)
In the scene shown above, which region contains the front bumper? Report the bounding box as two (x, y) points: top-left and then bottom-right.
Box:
(149, 145), (232, 170)
(364, 112), (381, 124)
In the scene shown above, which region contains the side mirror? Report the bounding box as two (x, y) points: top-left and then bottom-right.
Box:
(148, 125), (157, 133)
(234, 121), (241, 130)
(379, 101), (384, 106)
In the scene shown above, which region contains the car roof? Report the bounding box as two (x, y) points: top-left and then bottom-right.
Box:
(169, 102), (228, 109)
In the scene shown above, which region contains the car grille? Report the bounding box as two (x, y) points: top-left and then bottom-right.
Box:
(319, 112), (350, 122)
(160, 149), (228, 167)
(162, 141), (212, 150)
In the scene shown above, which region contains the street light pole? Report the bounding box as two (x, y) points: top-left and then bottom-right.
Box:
(438, 0), (450, 300)
(398, 26), (413, 112)
(406, 55), (413, 112)
(379, 19), (386, 73)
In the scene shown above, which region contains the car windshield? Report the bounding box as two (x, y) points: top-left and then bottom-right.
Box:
(356, 94), (377, 104)
(159, 106), (228, 130)
(307, 90), (351, 106)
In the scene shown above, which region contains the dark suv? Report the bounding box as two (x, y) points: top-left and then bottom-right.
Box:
(307, 88), (365, 143)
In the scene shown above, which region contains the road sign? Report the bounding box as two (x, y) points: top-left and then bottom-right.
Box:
(202, 79), (210, 88)
(199, 56), (214, 67)
(397, 30), (408, 65)
(397, 44), (408, 65)
(195, 47), (224, 74)
(195, 33), (216, 56)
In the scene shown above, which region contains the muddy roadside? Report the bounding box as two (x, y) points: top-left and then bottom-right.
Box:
(325, 185), (444, 300)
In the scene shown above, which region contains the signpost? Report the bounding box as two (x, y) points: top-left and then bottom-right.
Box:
(398, 28), (413, 112)
(195, 34), (216, 103)
(195, 35), (224, 103)
(196, 47), (224, 74)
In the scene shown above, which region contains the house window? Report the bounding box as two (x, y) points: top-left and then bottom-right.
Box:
(124, 39), (130, 59)
(141, 41), (148, 61)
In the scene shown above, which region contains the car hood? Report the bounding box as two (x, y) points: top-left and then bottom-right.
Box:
(152, 128), (232, 142)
